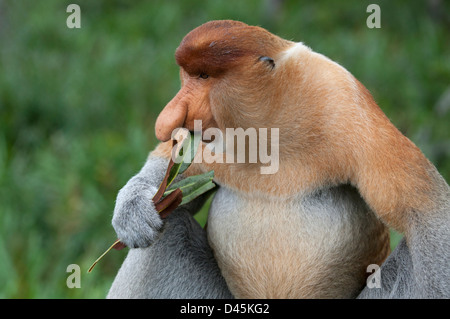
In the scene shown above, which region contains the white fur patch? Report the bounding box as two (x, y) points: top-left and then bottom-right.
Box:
(279, 42), (311, 61)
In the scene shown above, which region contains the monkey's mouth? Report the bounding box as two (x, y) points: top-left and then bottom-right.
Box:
(188, 130), (216, 144)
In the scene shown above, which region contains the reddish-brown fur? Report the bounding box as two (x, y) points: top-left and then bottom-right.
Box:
(175, 20), (288, 78)
(151, 20), (446, 297)
(156, 20), (438, 233)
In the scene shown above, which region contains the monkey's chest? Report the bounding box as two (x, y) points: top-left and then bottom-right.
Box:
(206, 187), (377, 298)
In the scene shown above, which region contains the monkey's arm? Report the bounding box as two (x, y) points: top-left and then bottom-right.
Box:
(111, 142), (205, 248)
(108, 207), (233, 298)
(357, 166), (450, 298)
(358, 223), (449, 299)
(110, 143), (232, 298)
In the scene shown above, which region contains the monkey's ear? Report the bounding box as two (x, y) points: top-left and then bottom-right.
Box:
(259, 56), (275, 70)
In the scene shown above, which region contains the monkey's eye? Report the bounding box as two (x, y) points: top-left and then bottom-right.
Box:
(259, 56), (275, 70)
(199, 72), (209, 79)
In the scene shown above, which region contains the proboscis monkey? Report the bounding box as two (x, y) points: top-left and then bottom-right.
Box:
(108, 20), (450, 299)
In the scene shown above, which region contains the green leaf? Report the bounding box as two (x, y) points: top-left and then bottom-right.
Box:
(165, 170), (214, 193)
(163, 170), (216, 206)
(88, 239), (122, 273)
(179, 132), (201, 174)
(165, 132), (193, 188)
(180, 180), (216, 206)
(166, 161), (182, 189)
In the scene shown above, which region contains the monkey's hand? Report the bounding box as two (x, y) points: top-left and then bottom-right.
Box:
(112, 157), (168, 248)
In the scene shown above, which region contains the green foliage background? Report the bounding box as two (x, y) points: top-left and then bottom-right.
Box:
(0, 0), (449, 298)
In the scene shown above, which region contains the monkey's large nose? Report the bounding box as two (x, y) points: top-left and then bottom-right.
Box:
(155, 96), (188, 142)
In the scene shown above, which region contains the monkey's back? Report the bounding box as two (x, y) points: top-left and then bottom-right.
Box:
(207, 184), (390, 298)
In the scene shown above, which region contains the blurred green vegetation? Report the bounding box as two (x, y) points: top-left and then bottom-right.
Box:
(0, 0), (449, 298)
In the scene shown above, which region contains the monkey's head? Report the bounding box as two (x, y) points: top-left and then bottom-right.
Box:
(153, 21), (437, 230)
(155, 21), (392, 186)
(155, 20), (293, 142)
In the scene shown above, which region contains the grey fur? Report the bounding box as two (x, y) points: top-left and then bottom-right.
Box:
(108, 155), (232, 298)
(358, 167), (450, 298)
(358, 239), (418, 298)
(111, 157), (168, 248)
(111, 155), (210, 248)
(358, 231), (449, 299)
(108, 208), (233, 299)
